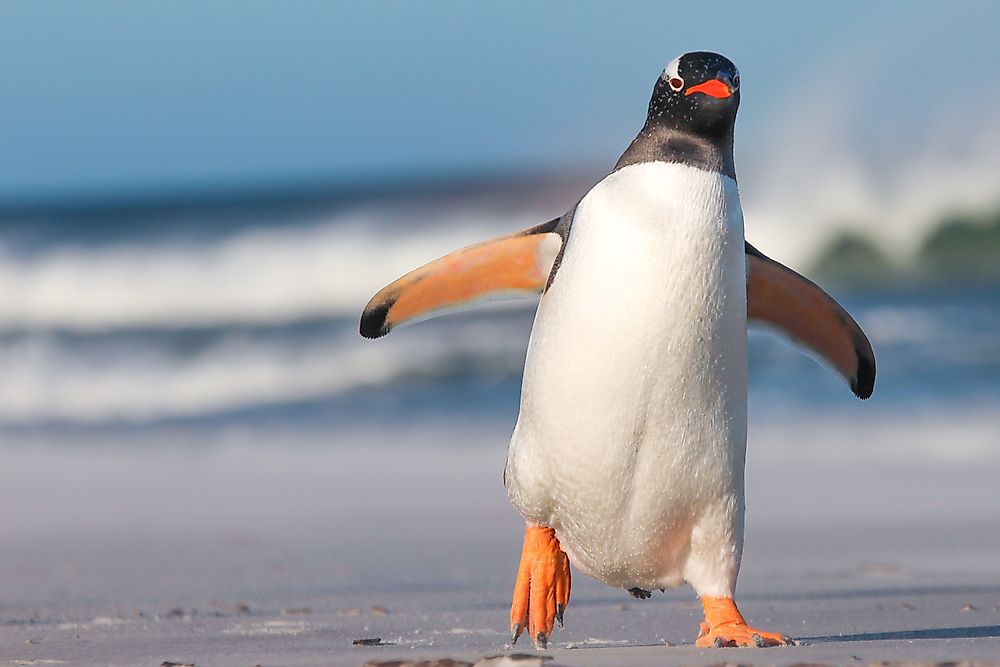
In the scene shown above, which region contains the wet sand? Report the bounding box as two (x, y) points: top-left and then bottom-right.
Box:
(3, 414), (1000, 666)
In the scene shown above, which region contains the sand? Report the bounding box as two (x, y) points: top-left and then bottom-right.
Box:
(3, 413), (1000, 666)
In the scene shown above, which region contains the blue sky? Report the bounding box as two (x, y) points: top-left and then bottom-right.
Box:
(1, 1), (998, 206)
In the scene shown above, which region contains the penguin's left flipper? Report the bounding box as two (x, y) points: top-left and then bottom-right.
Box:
(745, 242), (876, 400)
(360, 218), (564, 339)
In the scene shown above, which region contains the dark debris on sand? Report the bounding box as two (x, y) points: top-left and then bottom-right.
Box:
(353, 637), (385, 646)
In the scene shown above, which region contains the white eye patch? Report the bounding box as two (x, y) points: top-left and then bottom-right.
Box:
(662, 56), (684, 91)
(662, 56), (681, 82)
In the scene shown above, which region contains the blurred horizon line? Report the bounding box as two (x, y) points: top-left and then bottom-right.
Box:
(0, 163), (604, 221)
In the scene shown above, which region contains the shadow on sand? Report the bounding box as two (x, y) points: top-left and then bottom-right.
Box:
(805, 625), (1000, 643)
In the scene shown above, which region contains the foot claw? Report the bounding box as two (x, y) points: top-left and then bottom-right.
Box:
(752, 633), (765, 648)
(555, 604), (565, 628)
(511, 623), (523, 644)
(713, 637), (726, 648)
(534, 631), (548, 649)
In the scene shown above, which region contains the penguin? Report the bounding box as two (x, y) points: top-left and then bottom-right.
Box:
(360, 51), (875, 649)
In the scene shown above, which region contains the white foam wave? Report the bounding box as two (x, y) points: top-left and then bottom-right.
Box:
(0, 206), (544, 331)
(0, 315), (530, 422)
(741, 44), (1000, 268)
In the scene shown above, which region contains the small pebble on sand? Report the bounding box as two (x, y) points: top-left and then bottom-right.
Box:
(353, 636), (384, 646)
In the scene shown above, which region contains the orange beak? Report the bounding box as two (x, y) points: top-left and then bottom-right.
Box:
(684, 79), (732, 99)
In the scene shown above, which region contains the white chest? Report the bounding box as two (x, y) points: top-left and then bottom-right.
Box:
(505, 162), (749, 590)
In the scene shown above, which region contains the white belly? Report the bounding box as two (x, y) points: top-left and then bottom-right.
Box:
(505, 162), (748, 596)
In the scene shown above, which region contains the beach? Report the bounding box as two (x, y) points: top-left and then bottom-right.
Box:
(4, 411), (1000, 667)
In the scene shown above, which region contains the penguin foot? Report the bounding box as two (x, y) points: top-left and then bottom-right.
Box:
(509, 524), (571, 649)
(695, 596), (793, 648)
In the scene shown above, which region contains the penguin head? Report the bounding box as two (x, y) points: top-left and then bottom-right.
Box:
(646, 51), (740, 140)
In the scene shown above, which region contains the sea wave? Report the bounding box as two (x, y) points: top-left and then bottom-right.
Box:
(2, 192), (998, 428)
(2, 291), (998, 426)
(0, 197), (547, 424)
(0, 204), (546, 332)
(0, 311), (534, 423)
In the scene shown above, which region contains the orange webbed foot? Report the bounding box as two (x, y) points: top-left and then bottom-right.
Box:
(697, 623), (793, 648)
(510, 524), (571, 649)
(695, 596), (795, 648)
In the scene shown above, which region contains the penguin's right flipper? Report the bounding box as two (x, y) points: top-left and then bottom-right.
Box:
(360, 218), (564, 339)
(745, 242), (876, 399)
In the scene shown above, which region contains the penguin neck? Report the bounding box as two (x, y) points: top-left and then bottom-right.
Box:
(614, 123), (736, 181)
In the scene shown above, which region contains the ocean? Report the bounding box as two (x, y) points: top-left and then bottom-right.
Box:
(2, 180), (998, 450)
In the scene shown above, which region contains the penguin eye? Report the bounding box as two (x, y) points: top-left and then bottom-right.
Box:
(667, 76), (684, 92)
(732, 74), (740, 90)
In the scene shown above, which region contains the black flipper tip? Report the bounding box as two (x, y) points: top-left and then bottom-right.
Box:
(851, 347), (876, 400)
(359, 301), (392, 339)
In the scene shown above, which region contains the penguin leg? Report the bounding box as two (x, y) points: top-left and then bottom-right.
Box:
(509, 523), (570, 649)
(695, 596), (794, 648)
(685, 499), (794, 648)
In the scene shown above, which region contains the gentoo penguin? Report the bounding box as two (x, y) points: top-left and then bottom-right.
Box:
(360, 51), (875, 649)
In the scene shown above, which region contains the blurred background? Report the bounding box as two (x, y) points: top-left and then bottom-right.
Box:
(1, 0), (999, 636)
(2, 0), (997, 444)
